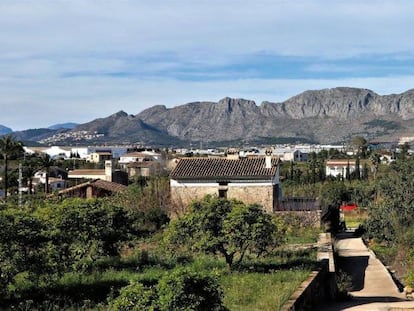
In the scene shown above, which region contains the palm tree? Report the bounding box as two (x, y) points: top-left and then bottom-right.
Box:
(0, 135), (24, 201)
(39, 153), (54, 194)
(22, 153), (41, 195)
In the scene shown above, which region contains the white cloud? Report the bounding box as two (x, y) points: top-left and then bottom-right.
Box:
(1, 1), (414, 130)
(1, 0), (414, 58)
(2, 74), (414, 131)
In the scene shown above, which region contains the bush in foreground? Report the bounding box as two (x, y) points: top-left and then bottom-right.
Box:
(110, 268), (225, 311)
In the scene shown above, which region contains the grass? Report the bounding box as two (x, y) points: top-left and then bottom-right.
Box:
(222, 270), (310, 311)
(343, 209), (368, 229)
(41, 250), (315, 310)
(369, 242), (398, 265)
(2, 230), (319, 310)
(285, 226), (321, 244)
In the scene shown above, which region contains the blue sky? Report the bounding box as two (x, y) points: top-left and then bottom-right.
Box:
(1, 0), (414, 130)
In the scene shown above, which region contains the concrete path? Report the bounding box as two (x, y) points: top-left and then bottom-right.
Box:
(319, 232), (414, 310)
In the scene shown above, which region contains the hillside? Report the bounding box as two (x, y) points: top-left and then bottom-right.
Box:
(67, 111), (183, 145)
(136, 87), (414, 144)
(10, 87), (414, 146)
(0, 125), (13, 135)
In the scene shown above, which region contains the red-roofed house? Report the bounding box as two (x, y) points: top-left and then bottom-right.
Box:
(169, 153), (281, 213)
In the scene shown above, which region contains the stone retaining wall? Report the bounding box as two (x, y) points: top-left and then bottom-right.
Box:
(274, 210), (322, 228)
(281, 233), (336, 310)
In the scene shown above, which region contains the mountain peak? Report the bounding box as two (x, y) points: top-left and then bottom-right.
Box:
(111, 110), (129, 118)
(0, 124), (13, 135)
(48, 122), (78, 130)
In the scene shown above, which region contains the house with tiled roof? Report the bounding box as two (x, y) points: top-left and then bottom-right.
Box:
(170, 152), (281, 213)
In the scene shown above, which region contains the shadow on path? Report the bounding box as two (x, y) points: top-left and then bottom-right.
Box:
(335, 231), (363, 240)
(318, 232), (412, 310)
(336, 255), (369, 291)
(318, 296), (408, 310)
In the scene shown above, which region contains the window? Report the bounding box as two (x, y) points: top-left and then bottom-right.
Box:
(218, 182), (228, 199)
(218, 189), (227, 198)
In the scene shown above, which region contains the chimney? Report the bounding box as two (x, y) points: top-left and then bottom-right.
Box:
(226, 148), (240, 160)
(105, 160), (113, 182)
(265, 149), (272, 169)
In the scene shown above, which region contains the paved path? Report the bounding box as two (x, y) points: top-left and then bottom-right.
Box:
(319, 232), (414, 310)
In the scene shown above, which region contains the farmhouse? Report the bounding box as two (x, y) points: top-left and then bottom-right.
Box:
(170, 153), (281, 213)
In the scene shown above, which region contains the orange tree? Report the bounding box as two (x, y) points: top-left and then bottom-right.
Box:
(165, 195), (280, 269)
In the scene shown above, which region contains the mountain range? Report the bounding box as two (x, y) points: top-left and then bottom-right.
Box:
(4, 87), (414, 146)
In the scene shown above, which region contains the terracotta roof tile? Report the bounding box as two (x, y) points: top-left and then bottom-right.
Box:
(127, 161), (156, 168)
(68, 169), (105, 176)
(326, 160), (356, 166)
(58, 179), (127, 194)
(121, 152), (153, 158)
(170, 157), (278, 180)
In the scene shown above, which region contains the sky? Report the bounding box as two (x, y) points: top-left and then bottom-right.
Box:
(2, 0), (414, 130)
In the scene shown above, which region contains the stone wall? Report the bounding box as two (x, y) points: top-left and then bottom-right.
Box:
(170, 185), (218, 212)
(228, 185), (274, 213)
(170, 183), (275, 213)
(281, 260), (333, 311)
(281, 233), (336, 310)
(274, 210), (322, 228)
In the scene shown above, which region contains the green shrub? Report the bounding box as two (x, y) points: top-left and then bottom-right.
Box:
(110, 282), (157, 311)
(157, 267), (225, 311)
(165, 196), (279, 268)
(336, 269), (352, 300)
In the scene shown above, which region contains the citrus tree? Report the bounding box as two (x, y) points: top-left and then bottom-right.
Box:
(165, 196), (280, 268)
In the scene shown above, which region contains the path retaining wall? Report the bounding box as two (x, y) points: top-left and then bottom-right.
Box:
(281, 233), (336, 310)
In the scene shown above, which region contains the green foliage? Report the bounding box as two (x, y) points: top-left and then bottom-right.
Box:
(281, 180), (320, 198)
(364, 201), (396, 243)
(320, 181), (349, 208)
(0, 198), (149, 300)
(351, 136), (368, 157)
(0, 209), (56, 297)
(42, 199), (132, 270)
(221, 270), (310, 311)
(110, 268), (225, 311)
(110, 282), (157, 311)
(0, 135), (24, 201)
(111, 179), (170, 234)
(336, 269), (353, 300)
(165, 196), (279, 268)
(279, 214), (320, 244)
(369, 243), (398, 265)
(157, 267), (225, 311)
(306, 152), (326, 184)
(405, 269), (414, 289)
(365, 157), (414, 244)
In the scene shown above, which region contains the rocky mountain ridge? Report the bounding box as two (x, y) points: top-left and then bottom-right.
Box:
(135, 87), (414, 144)
(9, 87), (414, 145)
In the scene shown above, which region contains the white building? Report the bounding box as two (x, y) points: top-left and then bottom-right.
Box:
(326, 160), (361, 178)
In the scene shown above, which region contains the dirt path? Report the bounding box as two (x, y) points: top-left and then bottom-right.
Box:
(319, 233), (414, 310)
